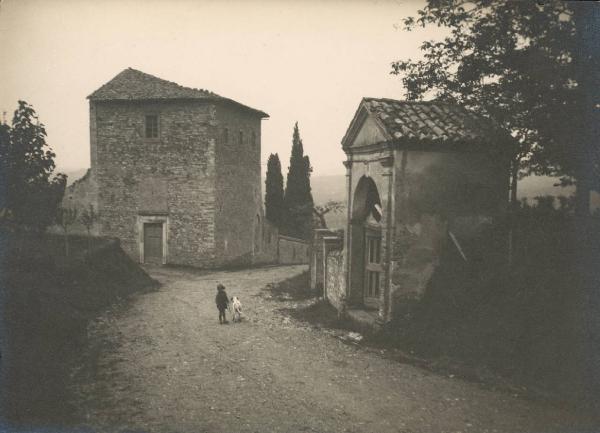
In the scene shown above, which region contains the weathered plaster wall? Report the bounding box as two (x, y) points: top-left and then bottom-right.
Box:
(350, 115), (387, 148)
(252, 219), (279, 265)
(389, 149), (509, 317)
(214, 103), (264, 267)
(278, 236), (309, 265)
(92, 100), (217, 267)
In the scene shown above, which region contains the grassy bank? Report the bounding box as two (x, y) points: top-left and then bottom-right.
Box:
(0, 231), (158, 428)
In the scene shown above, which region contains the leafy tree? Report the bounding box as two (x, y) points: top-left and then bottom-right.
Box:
(0, 101), (66, 232)
(283, 122), (314, 239)
(265, 153), (285, 228)
(391, 1), (599, 215)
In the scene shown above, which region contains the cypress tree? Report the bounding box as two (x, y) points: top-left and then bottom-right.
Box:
(302, 154), (314, 238)
(283, 122), (314, 239)
(265, 153), (285, 228)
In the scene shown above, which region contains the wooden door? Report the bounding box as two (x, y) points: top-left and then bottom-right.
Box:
(364, 231), (382, 309)
(144, 223), (163, 263)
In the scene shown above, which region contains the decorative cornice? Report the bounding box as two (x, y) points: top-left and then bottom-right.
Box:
(345, 141), (393, 155)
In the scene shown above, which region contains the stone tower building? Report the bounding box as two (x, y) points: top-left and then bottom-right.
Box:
(87, 68), (269, 267)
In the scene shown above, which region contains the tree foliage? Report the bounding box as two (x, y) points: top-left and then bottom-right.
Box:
(392, 1), (599, 214)
(283, 122), (314, 239)
(265, 153), (285, 228)
(0, 101), (66, 231)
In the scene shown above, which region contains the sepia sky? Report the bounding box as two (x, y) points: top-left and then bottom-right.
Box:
(0, 0), (439, 177)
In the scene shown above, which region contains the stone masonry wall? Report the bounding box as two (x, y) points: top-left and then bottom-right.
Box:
(310, 229), (340, 293)
(325, 248), (346, 312)
(214, 103), (264, 267)
(59, 169), (99, 236)
(91, 100), (217, 267)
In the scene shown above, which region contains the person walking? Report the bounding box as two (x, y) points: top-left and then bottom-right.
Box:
(215, 284), (230, 324)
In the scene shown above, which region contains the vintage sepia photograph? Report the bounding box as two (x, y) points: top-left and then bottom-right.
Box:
(0, 0), (599, 432)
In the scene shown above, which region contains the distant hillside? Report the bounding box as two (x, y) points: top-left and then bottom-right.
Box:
(517, 176), (599, 211)
(309, 174), (599, 229)
(311, 175), (346, 204)
(310, 174), (586, 205)
(517, 175), (573, 201)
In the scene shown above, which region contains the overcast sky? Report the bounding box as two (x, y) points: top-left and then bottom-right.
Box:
(0, 0), (440, 177)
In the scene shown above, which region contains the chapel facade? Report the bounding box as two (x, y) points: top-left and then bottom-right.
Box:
(314, 97), (512, 324)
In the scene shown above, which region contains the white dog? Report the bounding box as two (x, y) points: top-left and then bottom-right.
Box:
(230, 296), (243, 322)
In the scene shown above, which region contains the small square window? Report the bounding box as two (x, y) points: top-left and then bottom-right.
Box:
(145, 115), (158, 139)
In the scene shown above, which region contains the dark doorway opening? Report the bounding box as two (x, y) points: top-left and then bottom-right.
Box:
(144, 222), (163, 264)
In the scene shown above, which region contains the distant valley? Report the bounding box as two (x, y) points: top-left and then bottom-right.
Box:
(310, 174), (580, 205)
(62, 168), (596, 230)
(310, 174), (598, 229)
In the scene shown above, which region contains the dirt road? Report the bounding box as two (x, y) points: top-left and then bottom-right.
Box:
(70, 265), (597, 433)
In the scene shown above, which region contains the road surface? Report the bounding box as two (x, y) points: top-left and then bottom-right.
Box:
(69, 265), (597, 433)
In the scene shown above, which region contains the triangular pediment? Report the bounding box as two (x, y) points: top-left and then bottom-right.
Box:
(350, 114), (389, 148)
(341, 101), (392, 150)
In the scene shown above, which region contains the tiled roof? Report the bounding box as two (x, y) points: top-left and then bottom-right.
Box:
(88, 68), (268, 117)
(343, 97), (508, 148)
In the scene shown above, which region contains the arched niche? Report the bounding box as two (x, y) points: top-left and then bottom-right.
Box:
(352, 176), (382, 223)
(349, 176), (383, 308)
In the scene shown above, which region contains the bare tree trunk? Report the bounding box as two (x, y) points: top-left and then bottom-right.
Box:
(507, 159), (519, 268)
(575, 172), (592, 217)
(573, 3), (595, 218)
(312, 209), (329, 229)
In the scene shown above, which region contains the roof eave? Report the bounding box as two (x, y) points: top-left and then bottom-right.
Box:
(87, 95), (269, 118)
(217, 98), (269, 118)
(347, 135), (515, 155)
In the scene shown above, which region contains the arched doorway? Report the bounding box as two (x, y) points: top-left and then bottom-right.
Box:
(349, 176), (383, 309)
